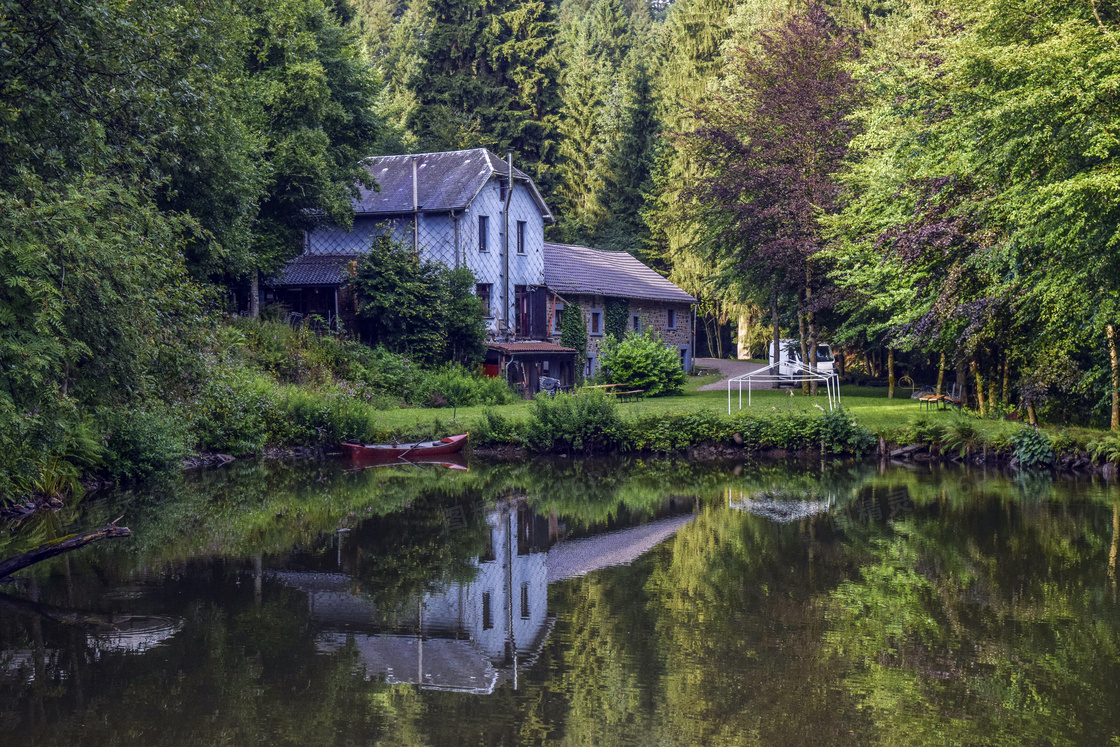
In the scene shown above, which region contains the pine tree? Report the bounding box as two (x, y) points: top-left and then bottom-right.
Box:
(408, 0), (559, 189)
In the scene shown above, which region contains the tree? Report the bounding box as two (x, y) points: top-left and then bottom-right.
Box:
(408, 0), (560, 192)
(350, 236), (486, 365)
(682, 4), (860, 390)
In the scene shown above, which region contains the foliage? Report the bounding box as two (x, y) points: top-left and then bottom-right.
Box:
(524, 391), (628, 453)
(1010, 427), (1054, 470)
(941, 417), (983, 459)
(599, 330), (686, 396)
(98, 407), (189, 481)
(604, 297), (630, 340)
(414, 366), (517, 408)
(1087, 434), (1120, 465)
(350, 236), (487, 367)
(559, 300), (588, 376)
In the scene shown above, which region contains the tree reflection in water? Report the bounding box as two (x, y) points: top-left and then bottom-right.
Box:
(0, 457), (1117, 745)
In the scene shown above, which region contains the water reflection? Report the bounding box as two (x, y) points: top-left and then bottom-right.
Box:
(274, 500), (695, 694)
(0, 458), (1117, 745)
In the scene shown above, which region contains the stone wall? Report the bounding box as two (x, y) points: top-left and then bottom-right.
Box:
(548, 294), (694, 375)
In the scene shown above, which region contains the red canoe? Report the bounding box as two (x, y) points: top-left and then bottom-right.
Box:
(340, 433), (469, 462)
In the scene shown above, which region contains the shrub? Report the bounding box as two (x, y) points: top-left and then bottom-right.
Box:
(473, 408), (529, 446)
(524, 392), (628, 453)
(1088, 433), (1120, 464)
(187, 364), (269, 455)
(942, 417), (983, 458)
(1011, 427), (1055, 470)
(98, 406), (188, 481)
(816, 409), (876, 455)
(599, 331), (685, 396)
(414, 365), (517, 408)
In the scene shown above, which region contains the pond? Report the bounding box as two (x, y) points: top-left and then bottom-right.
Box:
(1, 456), (1118, 745)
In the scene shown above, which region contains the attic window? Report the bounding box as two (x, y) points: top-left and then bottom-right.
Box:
(499, 181), (507, 201)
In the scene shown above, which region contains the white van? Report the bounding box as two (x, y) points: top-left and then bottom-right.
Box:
(768, 339), (835, 384)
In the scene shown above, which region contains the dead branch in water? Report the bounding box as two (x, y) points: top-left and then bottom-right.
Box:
(0, 518), (131, 580)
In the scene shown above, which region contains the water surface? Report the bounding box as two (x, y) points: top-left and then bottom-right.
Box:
(1, 457), (1118, 745)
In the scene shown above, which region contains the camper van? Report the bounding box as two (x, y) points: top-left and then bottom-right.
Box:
(768, 339), (835, 384)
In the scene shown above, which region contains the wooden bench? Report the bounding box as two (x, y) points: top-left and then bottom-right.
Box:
(918, 394), (962, 412)
(617, 389), (645, 402)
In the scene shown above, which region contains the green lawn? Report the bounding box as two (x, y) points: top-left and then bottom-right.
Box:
(370, 372), (1089, 445)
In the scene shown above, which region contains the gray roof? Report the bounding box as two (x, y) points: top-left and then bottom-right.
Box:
(546, 513), (695, 584)
(356, 148), (553, 221)
(267, 255), (353, 287)
(543, 243), (696, 304)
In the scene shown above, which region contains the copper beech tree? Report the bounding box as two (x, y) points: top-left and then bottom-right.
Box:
(681, 4), (859, 393)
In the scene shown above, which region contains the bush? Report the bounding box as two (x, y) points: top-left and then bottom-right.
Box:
(473, 408), (529, 446)
(524, 392), (628, 453)
(599, 330), (685, 396)
(1011, 427), (1054, 469)
(186, 364), (270, 455)
(98, 406), (188, 481)
(414, 365), (517, 408)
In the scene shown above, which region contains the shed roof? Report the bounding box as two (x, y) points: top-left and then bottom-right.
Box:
(487, 342), (577, 356)
(267, 254), (353, 287)
(356, 148), (554, 221)
(543, 243), (696, 304)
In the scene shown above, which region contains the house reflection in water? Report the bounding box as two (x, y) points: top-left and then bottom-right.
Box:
(273, 500), (694, 694)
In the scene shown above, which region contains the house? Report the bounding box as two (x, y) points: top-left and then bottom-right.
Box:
(542, 242), (697, 376)
(265, 148), (577, 394)
(265, 148), (558, 338)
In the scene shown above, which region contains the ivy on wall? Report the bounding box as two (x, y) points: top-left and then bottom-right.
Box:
(605, 297), (629, 340)
(560, 301), (588, 381)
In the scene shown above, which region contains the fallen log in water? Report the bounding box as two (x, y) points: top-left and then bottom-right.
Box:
(0, 520), (131, 580)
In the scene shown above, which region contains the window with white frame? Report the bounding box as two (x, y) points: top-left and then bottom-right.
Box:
(667, 308), (677, 330)
(589, 308), (603, 336)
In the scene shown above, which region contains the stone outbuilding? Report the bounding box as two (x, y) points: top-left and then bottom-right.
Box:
(542, 242), (696, 377)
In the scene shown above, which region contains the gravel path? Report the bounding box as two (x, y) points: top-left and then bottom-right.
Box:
(694, 357), (771, 391)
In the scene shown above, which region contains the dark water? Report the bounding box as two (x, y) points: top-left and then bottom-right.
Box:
(1, 457), (1118, 745)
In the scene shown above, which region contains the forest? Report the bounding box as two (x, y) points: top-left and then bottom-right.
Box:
(3, 0), (1120, 496)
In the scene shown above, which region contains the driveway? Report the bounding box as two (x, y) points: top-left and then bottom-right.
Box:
(694, 358), (771, 391)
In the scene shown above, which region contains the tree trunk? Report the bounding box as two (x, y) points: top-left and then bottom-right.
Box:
(1027, 401), (1038, 426)
(887, 348), (896, 399)
(770, 288), (780, 377)
(249, 270), (260, 319)
(807, 308), (818, 397)
(955, 357), (967, 405)
(737, 309), (751, 360)
(936, 352), (946, 395)
(836, 348), (845, 378)
(1109, 324), (1119, 431)
(1002, 351), (1010, 406)
(798, 311), (810, 395)
(0, 524), (131, 580)
(972, 361), (986, 417)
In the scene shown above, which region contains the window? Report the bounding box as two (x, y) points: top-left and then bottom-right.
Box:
(476, 283), (493, 317)
(514, 285), (530, 335)
(478, 215), (489, 252)
(667, 308), (677, 330)
(552, 304), (563, 335)
(482, 592), (493, 630)
(542, 360), (550, 375)
(631, 314), (642, 334)
(585, 355), (595, 377)
(589, 309), (603, 336)
(499, 180), (507, 202)
(516, 221), (526, 254)
(521, 583), (530, 619)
